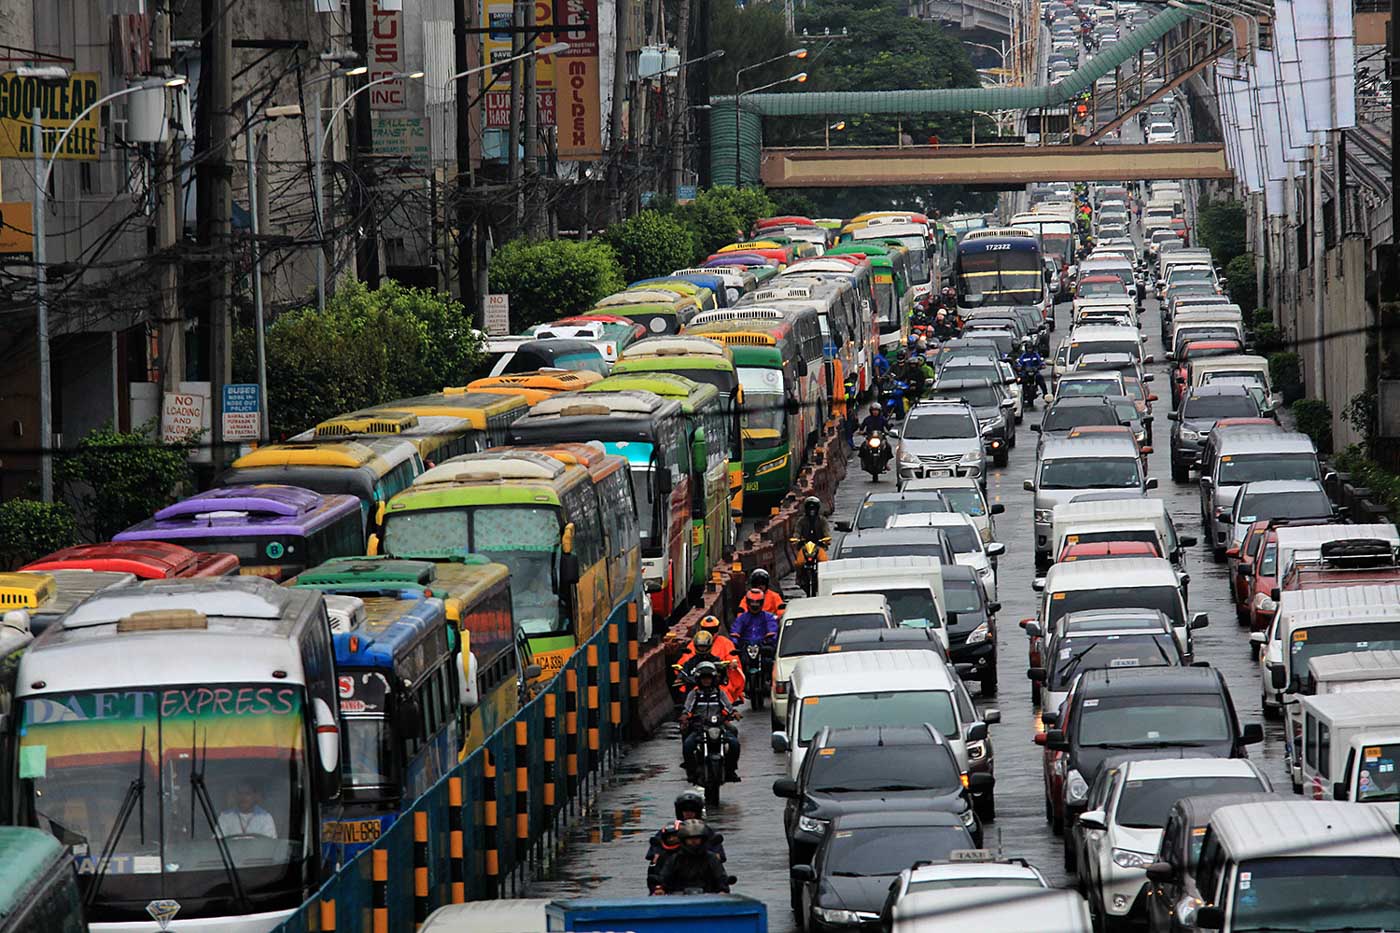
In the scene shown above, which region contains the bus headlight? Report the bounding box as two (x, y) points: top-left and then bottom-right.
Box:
(755, 455), (789, 476)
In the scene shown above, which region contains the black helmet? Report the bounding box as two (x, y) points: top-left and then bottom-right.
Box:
(804, 496), (821, 515)
(674, 789), (706, 820)
(748, 568), (771, 589)
(694, 660), (719, 681)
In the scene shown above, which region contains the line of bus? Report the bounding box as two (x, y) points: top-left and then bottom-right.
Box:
(825, 243), (913, 355)
(955, 231), (1048, 317)
(1009, 209), (1078, 300)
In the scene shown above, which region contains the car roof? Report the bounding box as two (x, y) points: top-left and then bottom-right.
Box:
(904, 860), (1045, 883)
(1077, 665), (1222, 697)
(1038, 435), (1143, 458)
(1045, 557), (1178, 590)
(791, 649), (956, 695)
(831, 628), (942, 646)
(1208, 801), (1400, 860)
(860, 490), (947, 504)
(1215, 430), (1314, 454)
(1181, 384), (1257, 398)
(903, 476), (981, 492)
(1119, 757), (1262, 780)
(815, 724), (944, 748)
(784, 594), (889, 618)
(837, 528), (953, 547)
(911, 399), (977, 413)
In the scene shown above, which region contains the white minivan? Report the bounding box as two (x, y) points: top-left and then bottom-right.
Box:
(770, 594), (893, 729)
(818, 555), (947, 641)
(1297, 690), (1400, 802)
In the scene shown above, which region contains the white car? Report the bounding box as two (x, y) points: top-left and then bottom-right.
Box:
(885, 852), (1048, 920)
(901, 475), (1005, 545)
(1075, 758), (1272, 931)
(999, 360), (1025, 422)
(886, 512), (1005, 601)
(1146, 122), (1178, 144)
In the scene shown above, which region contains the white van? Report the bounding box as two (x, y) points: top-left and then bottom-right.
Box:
(1050, 497), (1195, 569)
(1297, 690), (1400, 803)
(1277, 650), (1400, 790)
(886, 513), (1003, 601)
(1188, 354), (1277, 410)
(1032, 557), (1205, 660)
(1273, 524), (1400, 583)
(773, 650), (998, 791)
(770, 594), (893, 728)
(818, 556), (947, 641)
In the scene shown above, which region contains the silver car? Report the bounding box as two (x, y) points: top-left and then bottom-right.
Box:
(896, 399), (988, 489)
(1200, 430), (1320, 560)
(1027, 435), (1156, 567)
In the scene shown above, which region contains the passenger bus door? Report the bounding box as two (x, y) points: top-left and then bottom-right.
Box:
(690, 428), (712, 585)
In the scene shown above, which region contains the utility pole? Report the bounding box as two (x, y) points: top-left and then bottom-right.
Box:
(154, 0), (183, 392)
(1392, 0), (1399, 246)
(453, 0), (478, 314)
(692, 0), (711, 187)
(507, 0), (525, 235)
(349, 0), (380, 288)
(197, 0), (232, 466)
(523, 0), (542, 236)
(606, 0), (629, 220)
(1311, 137), (1326, 398)
(668, 0), (691, 196)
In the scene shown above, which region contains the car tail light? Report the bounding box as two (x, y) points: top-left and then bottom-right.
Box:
(775, 680), (788, 696)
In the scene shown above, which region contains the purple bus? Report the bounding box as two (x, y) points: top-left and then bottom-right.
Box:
(114, 484), (364, 581)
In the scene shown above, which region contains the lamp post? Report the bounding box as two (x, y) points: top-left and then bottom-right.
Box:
(314, 69), (425, 307)
(733, 47), (807, 185)
(29, 73), (186, 502)
(825, 120), (845, 148)
(307, 65), (368, 313)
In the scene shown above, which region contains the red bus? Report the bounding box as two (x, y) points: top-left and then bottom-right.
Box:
(22, 541), (240, 579)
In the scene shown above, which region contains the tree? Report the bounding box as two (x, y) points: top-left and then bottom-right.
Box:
(668, 194), (745, 256)
(1225, 254), (1257, 311)
(1195, 198), (1248, 267)
(488, 238), (626, 330)
(603, 210), (700, 282)
(692, 186), (776, 237)
(0, 499), (77, 569)
(235, 280), (486, 438)
(57, 423), (194, 541)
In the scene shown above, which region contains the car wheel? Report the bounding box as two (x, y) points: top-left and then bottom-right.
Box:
(1063, 828), (1078, 872)
(1212, 545), (1226, 562)
(1263, 697), (1282, 720)
(1045, 793), (1054, 822)
(980, 665), (998, 696)
(1051, 801), (1064, 835)
(994, 447), (1009, 467)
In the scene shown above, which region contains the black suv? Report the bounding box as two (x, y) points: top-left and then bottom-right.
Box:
(942, 564), (1000, 695)
(929, 377), (1016, 467)
(1036, 666), (1263, 868)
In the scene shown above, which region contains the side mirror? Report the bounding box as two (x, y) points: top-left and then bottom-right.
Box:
(987, 602), (1002, 614)
(1077, 809), (1107, 831)
(791, 864), (816, 883)
(1044, 729), (1069, 751)
(1240, 722), (1264, 745)
(834, 520), (853, 533)
(987, 542), (1006, 556)
(966, 722), (989, 742)
(1021, 620), (1042, 638)
(313, 697), (341, 776)
(1145, 477), (1159, 490)
(968, 772), (996, 791)
(773, 777), (799, 798)
(1028, 667), (1048, 682)
(1141, 446), (1154, 455)
(1334, 781), (1350, 801)
(1041, 709), (1059, 726)
(1196, 906), (1225, 929)
(982, 708), (1001, 725)
(459, 651), (481, 708)
(954, 662), (977, 679)
(1142, 373), (1155, 382)
(1226, 546), (1240, 559)
(523, 663), (543, 682)
(1190, 612), (1209, 630)
(1031, 578), (1046, 592)
(1033, 731), (1048, 746)
(1270, 662), (1287, 690)
(1249, 631), (1266, 646)
(1029, 424), (1042, 434)
(772, 731), (790, 753)
(1179, 534), (1197, 548)
(785, 397), (802, 414)
(1239, 564), (1253, 578)
(990, 503), (1006, 515)
(1024, 479), (1036, 492)
(1145, 861), (1175, 883)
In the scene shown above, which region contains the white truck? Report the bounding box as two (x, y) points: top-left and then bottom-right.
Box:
(1296, 690), (1400, 803)
(818, 556), (946, 645)
(1279, 649), (1400, 790)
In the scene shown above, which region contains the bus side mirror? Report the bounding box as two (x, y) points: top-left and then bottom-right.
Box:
(395, 696), (425, 741)
(657, 469), (674, 495)
(785, 397), (802, 415)
(313, 697), (340, 776)
(459, 651), (481, 709)
(366, 533), (381, 556)
(560, 553), (581, 587)
(561, 522), (576, 554)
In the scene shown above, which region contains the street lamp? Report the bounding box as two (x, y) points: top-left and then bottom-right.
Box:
(30, 73), (186, 502)
(734, 47), (807, 185)
(825, 120), (845, 148)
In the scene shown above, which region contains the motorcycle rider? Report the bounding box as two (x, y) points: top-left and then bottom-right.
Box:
(731, 589), (780, 647)
(746, 568), (785, 615)
(645, 821), (683, 891)
(680, 661), (742, 782)
(677, 628), (744, 704)
(653, 820), (731, 894)
(905, 354), (935, 400)
(1016, 337), (1047, 404)
(856, 403), (893, 475)
(671, 790), (727, 860)
(796, 496), (831, 560)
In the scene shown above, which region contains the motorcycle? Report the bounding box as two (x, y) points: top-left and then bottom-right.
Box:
(738, 640), (775, 711)
(859, 431), (892, 481)
(789, 535), (830, 598)
(1020, 368), (1041, 407)
(880, 377), (910, 421)
(684, 709), (733, 804)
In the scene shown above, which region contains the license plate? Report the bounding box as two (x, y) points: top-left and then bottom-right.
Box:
(323, 818), (382, 845)
(928, 469), (953, 477)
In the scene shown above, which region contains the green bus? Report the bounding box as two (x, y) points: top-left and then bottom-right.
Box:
(828, 241), (914, 353)
(0, 827), (84, 932)
(612, 336), (745, 521)
(583, 372), (736, 567)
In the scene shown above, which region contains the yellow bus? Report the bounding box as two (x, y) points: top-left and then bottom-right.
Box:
(371, 390), (530, 447)
(301, 410), (483, 467)
(461, 369), (605, 406)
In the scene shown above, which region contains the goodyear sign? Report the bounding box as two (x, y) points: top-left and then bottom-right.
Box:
(0, 72), (102, 161)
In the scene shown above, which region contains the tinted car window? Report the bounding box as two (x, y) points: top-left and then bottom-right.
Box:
(1217, 454), (1319, 484)
(1039, 457), (1141, 489)
(1181, 395), (1262, 418)
(1048, 585), (1184, 628)
(822, 825), (970, 876)
(1075, 693), (1231, 745)
(905, 413), (977, 439)
(781, 614), (889, 657)
(806, 744), (960, 792)
(1114, 776), (1264, 829)
(855, 496), (948, 530)
(799, 690), (958, 743)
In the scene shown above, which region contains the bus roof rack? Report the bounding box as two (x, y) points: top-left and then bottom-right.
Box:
(689, 307), (786, 325)
(314, 411), (420, 437)
(413, 449), (568, 485)
(531, 389), (666, 418)
(116, 609), (209, 633)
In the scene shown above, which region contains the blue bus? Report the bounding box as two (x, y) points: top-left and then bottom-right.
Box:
(954, 233), (1047, 317)
(320, 592), (462, 861)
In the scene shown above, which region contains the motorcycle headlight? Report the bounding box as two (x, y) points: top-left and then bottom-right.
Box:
(798, 815), (829, 835)
(1112, 848), (1156, 869)
(867, 437), (882, 448)
(1066, 769), (1089, 804)
(706, 726), (722, 741)
(966, 621), (990, 645)
(813, 908), (878, 924)
(967, 738), (988, 761)
(1034, 508), (1053, 524)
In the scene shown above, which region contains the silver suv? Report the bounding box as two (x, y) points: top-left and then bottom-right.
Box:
(1026, 435), (1157, 567)
(896, 399), (987, 490)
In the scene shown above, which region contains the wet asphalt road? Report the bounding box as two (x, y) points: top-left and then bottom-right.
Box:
(525, 291), (1295, 925)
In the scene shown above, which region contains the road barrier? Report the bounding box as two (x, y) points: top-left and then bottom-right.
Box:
(273, 428), (850, 928)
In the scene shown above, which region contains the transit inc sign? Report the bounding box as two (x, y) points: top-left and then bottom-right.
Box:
(0, 72), (103, 161)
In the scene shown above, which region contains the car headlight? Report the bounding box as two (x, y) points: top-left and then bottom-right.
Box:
(1178, 427), (1200, 441)
(961, 450), (983, 463)
(1253, 593), (1277, 613)
(813, 908), (879, 924)
(898, 449), (919, 467)
(1112, 848), (1156, 869)
(966, 621), (990, 645)
(960, 807), (978, 827)
(1035, 508), (1053, 523)
(798, 815), (829, 835)
(967, 738), (988, 761)
(1066, 769), (1089, 804)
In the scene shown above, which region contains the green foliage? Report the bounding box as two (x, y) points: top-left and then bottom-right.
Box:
(1252, 323), (1283, 355)
(237, 280), (486, 438)
(1253, 307), (1273, 328)
(1292, 399), (1333, 455)
(56, 422), (194, 541)
(1343, 391), (1377, 441)
(770, 191), (820, 218)
(1333, 445), (1400, 524)
(695, 187), (777, 237)
(488, 238), (625, 332)
(602, 210), (699, 282)
(668, 194), (745, 256)
(1268, 351), (1304, 405)
(1225, 254), (1257, 311)
(0, 499), (77, 570)
(1195, 198), (1248, 267)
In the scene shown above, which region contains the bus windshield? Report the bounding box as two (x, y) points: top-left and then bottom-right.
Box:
(737, 367), (786, 449)
(958, 246), (1043, 306)
(18, 685), (308, 909)
(383, 506), (563, 635)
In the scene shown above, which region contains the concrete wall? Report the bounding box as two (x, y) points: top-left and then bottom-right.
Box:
(1294, 235), (1371, 449)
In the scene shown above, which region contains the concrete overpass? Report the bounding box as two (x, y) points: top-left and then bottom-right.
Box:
(918, 0), (1013, 35)
(757, 142), (1233, 187)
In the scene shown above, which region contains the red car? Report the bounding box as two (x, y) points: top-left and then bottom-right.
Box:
(1230, 519), (1274, 627)
(1171, 339), (1244, 407)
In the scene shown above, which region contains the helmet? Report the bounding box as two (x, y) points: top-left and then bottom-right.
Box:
(870, 404), (881, 415)
(674, 790), (705, 820)
(745, 587), (766, 611)
(896, 348), (908, 361)
(913, 355), (925, 365)
(936, 309), (946, 320)
(748, 568), (771, 589)
(679, 819), (708, 841)
(699, 614), (722, 632)
(694, 660), (719, 681)
(693, 630), (715, 651)
(804, 496), (821, 515)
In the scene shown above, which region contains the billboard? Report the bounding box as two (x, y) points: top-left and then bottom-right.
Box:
(555, 0), (602, 160)
(482, 0), (558, 128)
(370, 0), (406, 110)
(0, 72), (102, 161)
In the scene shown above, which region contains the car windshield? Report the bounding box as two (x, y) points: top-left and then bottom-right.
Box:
(838, 542), (950, 562)
(1068, 340), (1139, 364)
(856, 495), (948, 530)
(1048, 634), (1179, 689)
(1074, 693), (1232, 746)
(1356, 744), (1400, 802)
(807, 744), (960, 793)
(884, 588), (941, 629)
(1048, 585), (1184, 629)
(1181, 395), (1261, 418)
(935, 524), (982, 553)
(935, 385), (1001, 408)
(823, 825), (970, 877)
(1114, 776), (1264, 829)
(1228, 856), (1400, 931)
(1217, 453), (1319, 484)
(1038, 458), (1141, 489)
(1290, 623), (1400, 679)
(1170, 269), (1215, 284)
(943, 580), (983, 616)
(799, 690), (958, 744)
(1043, 406), (1121, 432)
(938, 488), (987, 517)
(780, 614), (889, 659)
(1057, 379), (1122, 398)
(904, 413), (977, 440)
(1078, 280), (1129, 298)
(1236, 490), (1332, 523)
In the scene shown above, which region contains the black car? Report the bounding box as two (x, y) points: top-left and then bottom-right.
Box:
(1037, 667), (1263, 868)
(1167, 385), (1268, 482)
(1032, 396), (1124, 446)
(791, 810), (975, 931)
(941, 564), (1000, 695)
(775, 725), (984, 870)
(929, 378), (1016, 467)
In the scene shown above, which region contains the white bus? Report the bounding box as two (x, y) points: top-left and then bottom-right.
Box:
(7, 578), (343, 932)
